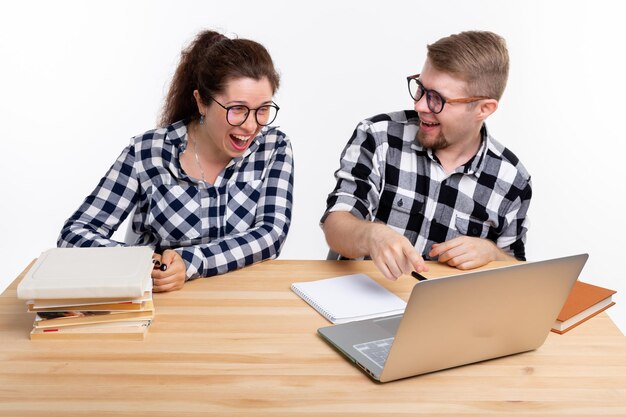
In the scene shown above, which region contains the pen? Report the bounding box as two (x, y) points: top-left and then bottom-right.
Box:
(159, 264), (168, 272)
(411, 271), (428, 281)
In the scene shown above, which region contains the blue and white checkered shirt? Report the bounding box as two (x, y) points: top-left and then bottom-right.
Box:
(58, 120), (294, 279)
(322, 110), (531, 260)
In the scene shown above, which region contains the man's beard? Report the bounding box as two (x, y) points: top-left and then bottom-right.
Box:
(417, 130), (449, 150)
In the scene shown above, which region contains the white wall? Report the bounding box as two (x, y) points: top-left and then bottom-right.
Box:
(2, 0), (624, 334)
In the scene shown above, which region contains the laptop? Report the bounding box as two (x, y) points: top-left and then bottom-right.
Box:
(318, 254), (588, 382)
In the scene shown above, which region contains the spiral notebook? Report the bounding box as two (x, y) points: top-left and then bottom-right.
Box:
(291, 274), (406, 324)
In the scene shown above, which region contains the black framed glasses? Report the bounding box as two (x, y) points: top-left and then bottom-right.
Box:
(406, 74), (491, 114)
(210, 97), (280, 126)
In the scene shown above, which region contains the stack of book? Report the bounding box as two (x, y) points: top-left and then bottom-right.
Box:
(17, 246), (155, 340)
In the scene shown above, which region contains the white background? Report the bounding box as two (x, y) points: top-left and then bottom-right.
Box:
(1, 1), (624, 334)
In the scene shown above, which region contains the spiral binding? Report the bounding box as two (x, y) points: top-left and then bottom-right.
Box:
(291, 284), (336, 322)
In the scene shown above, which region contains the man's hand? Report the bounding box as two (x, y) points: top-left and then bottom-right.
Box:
(429, 236), (514, 270)
(151, 250), (186, 292)
(364, 223), (428, 281)
(323, 212), (427, 281)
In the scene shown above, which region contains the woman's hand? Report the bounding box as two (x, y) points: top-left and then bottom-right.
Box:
(151, 250), (187, 292)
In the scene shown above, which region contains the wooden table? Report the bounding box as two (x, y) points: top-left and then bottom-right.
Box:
(1, 260), (625, 416)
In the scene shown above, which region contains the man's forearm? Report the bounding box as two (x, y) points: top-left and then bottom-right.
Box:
(322, 211), (375, 258)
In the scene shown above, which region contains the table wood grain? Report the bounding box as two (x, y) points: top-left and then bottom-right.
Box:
(0, 259), (624, 416)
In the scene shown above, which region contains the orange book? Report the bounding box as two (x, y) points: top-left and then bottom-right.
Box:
(552, 281), (616, 334)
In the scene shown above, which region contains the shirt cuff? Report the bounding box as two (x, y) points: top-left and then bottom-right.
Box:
(174, 247), (205, 280)
(320, 197), (371, 226)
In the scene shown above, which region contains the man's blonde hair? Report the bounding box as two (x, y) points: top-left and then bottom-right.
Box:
(427, 31), (509, 101)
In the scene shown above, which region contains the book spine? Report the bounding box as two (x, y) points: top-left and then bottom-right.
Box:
(291, 284), (336, 323)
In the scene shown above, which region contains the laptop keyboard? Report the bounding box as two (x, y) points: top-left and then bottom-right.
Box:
(353, 337), (395, 368)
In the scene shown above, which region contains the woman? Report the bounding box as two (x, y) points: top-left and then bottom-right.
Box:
(58, 30), (294, 292)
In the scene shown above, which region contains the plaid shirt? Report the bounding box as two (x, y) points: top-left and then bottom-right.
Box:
(58, 120), (294, 279)
(322, 110), (532, 260)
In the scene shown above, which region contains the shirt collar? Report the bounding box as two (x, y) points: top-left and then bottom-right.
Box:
(163, 120), (188, 147)
(411, 123), (491, 177)
(462, 124), (489, 176)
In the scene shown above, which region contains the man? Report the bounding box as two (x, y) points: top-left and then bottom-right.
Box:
(321, 31), (531, 281)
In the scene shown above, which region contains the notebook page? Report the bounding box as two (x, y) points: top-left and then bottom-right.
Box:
(291, 274), (406, 324)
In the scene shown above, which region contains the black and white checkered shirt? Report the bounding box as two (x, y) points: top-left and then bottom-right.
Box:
(322, 110), (531, 260)
(58, 120), (294, 279)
